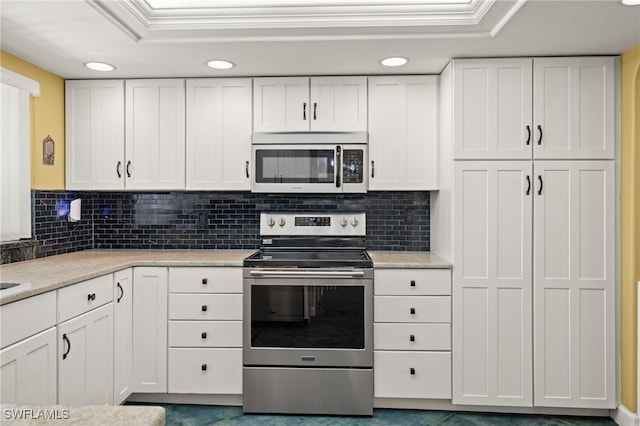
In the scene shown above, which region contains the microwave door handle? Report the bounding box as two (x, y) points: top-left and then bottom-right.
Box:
(335, 146), (342, 188)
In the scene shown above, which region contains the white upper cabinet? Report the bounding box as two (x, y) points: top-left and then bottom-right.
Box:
(125, 79), (186, 190)
(309, 77), (367, 132)
(253, 77), (367, 132)
(368, 75), (438, 190)
(453, 57), (615, 160)
(186, 79), (252, 190)
(66, 80), (126, 190)
(533, 58), (615, 160)
(453, 59), (533, 160)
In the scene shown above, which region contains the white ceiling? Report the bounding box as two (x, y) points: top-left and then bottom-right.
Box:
(1, 0), (639, 79)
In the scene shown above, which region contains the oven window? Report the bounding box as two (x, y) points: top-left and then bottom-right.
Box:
(255, 149), (335, 184)
(250, 285), (364, 349)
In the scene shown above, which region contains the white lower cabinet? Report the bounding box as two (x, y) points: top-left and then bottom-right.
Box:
(0, 327), (57, 405)
(167, 267), (243, 395)
(168, 348), (242, 394)
(132, 267), (168, 393)
(374, 268), (452, 400)
(58, 303), (114, 405)
(451, 160), (615, 409)
(113, 269), (133, 404)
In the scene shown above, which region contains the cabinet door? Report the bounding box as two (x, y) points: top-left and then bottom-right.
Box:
(186, 79), (252, 190)
(0, 328), (57, 405)
(368, 76), (438, 190)
(453, 59), (533, 160)
(58, 303), (114, 406)
(132, 267), (168, 393)
(533, 161), (615, 408)
(453, 161), (533, 406)
(253, 77), (309, 132)
(113, 269), (133, 405)
(66, 80), (125, 190)
(533, 58), (615, 160)
(125, 79), (186, 189)
(309, 77), (367, 132)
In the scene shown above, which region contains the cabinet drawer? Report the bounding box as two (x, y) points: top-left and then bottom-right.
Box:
(1, 291), (57, 349)
(169, 267), (242, 293)
(168, 348), (242, 394)
(169, 294), (242, 320)
(375, 269), (451, 296)
(374, 323), (450, 351)
(58, 274), (114, 323)
(374, 296), (450, 323)
(168, 321), (242, 348)
(374, 351), (451, 399)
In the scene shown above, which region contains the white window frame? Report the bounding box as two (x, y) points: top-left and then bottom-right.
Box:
(1, 67), (40, 242)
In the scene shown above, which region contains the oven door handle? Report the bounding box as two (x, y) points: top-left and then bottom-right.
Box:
(249, 270), (365, 278)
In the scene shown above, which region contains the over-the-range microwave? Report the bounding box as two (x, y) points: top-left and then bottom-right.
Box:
(251, 132), (368, 193)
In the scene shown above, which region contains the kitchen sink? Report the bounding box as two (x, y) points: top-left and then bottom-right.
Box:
(0, 282), (21, 290)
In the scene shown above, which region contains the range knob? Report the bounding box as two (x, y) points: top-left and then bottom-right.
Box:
(340, 217), (348, 227)
(267, 217), (275, 227)
(278, 217), (286, 227)
(351, 217), (359, 227)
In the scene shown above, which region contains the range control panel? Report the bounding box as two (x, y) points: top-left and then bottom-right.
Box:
(260, 212), (366, 236)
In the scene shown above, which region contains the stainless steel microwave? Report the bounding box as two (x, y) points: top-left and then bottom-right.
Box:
(251, 133), (367, 193)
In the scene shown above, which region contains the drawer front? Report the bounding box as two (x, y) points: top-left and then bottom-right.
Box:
(374, 296), (450, 323)
(168, 348), (242, 394)
(169, 267), (242, 293)
(374, 351), (451, 399)
(169, 294), (242, 320)
(374, 323), (450, 351)
(375, 269), (451, 296)
(58, 274), (113, 323)
(168, 321), (242, 348)
(1, 291), (57, 348)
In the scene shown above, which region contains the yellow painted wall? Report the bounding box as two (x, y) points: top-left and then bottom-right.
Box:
(621, 44), (640, 413)
(0, 51), (65, 190)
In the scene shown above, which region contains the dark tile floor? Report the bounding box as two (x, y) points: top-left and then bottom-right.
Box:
(147, 404), (618, 426)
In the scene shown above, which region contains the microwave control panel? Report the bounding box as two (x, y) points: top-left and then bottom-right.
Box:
(343, 150), (364, 183)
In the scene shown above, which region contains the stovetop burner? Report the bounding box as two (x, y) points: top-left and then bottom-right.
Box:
(243, 248), (372, 269)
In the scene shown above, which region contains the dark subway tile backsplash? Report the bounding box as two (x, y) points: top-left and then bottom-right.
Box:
(31, 190), (429, 258)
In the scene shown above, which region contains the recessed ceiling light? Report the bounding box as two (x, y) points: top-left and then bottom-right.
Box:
(380, 57), (409, 67)
(622, 0), (640, 5)
(84, 61), (116, 72)
(206, 59), (235, 70)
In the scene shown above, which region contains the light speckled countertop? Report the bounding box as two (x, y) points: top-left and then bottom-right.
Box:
(0, 404), (165, 425)
(0, 250), (451, 305)
(0, 250), (253, 305)
(369, 251), (451, 269)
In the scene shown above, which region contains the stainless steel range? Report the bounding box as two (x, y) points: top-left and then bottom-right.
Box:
(243, 212), (373, 416)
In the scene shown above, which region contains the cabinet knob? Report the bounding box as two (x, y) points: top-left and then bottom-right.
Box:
(410, 368), (416, 375)
(201, 364), (207, 371)
(202, 278), (208, 285)
(87, 293), (96, 302)
(409, 335), (415, 342)
(410, 307), (416, 315)
(410, 280), (416, 287)
(201, 305), (208, 312)
(201, 332), (207, 339)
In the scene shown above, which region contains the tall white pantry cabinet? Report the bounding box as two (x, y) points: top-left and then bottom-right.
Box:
(432, 57), (617, 409)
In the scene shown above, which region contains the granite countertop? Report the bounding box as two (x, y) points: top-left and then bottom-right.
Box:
(0, 250), (254, 305)
(0, 249), (451, 305)
(0, 404), (165, 425)
(369, 251), (451, 269)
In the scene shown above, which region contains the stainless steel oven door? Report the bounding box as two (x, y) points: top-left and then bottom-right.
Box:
(243, 268), (373, 368)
